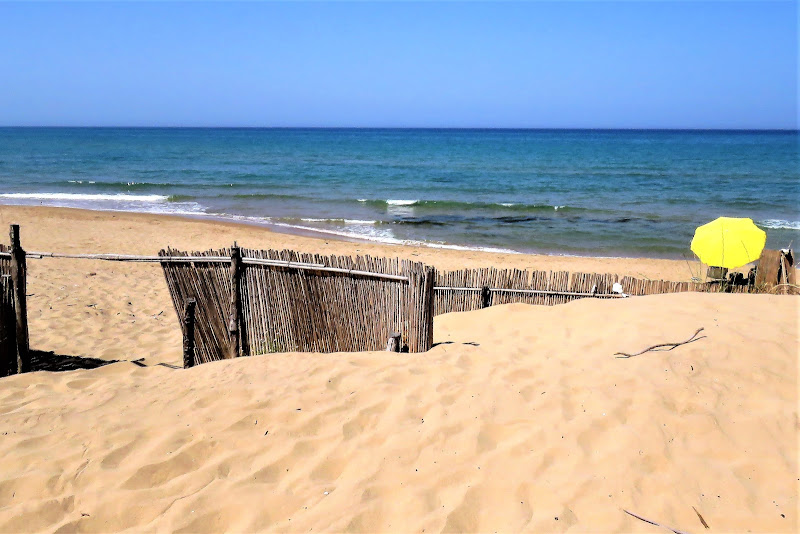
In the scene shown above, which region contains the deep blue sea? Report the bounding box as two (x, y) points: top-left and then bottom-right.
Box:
(0, 128), (797, 258)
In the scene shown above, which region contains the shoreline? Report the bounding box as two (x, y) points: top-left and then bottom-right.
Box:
(0, 204), (699, 281)
(0, 200), (704, 260)
(0, 199), (697, 260)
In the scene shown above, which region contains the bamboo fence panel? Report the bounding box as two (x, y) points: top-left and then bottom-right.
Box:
(160, 248), (432, 365)
(160, 248), (233, 366)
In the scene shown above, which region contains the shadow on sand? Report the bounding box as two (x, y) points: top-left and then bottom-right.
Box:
(29, 349), (117, 372)
(28, 350), (182, 372)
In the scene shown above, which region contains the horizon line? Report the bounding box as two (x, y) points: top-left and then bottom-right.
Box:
(1, 126), (798, 132)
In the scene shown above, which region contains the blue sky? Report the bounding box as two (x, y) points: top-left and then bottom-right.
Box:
(0, 1), (796, 129)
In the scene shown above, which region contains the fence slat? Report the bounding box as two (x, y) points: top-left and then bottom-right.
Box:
(228, 245), (242, 359)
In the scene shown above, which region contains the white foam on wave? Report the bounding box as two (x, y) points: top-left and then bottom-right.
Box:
(423, 242), (521, 254)
(0, 192), (521, 255)
(116, 204), (205, 215)
(760, 219), (800, 230)
(299, 218), (378, 225)
(386, 199), (419, 206)
(272, 221), (398, 242)
(216, 214), (521, 254)
(0, 191), (206, 217)
(0, 192), (168, 202)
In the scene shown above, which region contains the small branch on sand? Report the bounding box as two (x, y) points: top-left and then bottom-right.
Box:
(622, 509), (691, 534)
(615, 328), (705, 359)
(692, 506), (710, 529)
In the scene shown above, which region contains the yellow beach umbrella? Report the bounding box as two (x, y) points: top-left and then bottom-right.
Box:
(690, 217), (766, 269)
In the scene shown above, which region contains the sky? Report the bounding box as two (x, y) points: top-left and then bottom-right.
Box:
(0, 1), (796, 129)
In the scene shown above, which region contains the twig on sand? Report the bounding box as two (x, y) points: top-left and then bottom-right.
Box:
(623, 509), (691, 534)
(692, 506), (710, 529)
(615, 328), (705, 359)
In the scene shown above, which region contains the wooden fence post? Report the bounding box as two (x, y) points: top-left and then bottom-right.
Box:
(480, 285), (492, 309)
(406, 264), (435, 352)
(228, 244), (242, 359)
(9, 225), (29, 374)
(183, 298), (196, 368)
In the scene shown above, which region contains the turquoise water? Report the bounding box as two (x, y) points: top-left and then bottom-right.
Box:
(0, 128), (797, 258)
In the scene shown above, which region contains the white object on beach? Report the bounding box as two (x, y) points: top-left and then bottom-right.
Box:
(612, 282), (629, 297)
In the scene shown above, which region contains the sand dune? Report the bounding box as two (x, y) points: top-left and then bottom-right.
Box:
(0, 293), (796, 533)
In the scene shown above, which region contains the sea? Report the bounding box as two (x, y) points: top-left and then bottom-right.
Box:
(0, 127), (797, 259)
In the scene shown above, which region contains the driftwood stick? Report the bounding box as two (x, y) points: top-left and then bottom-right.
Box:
(622, 509), (691, 534)
(692, 506), (709, 529)
(615, 328), (705, 359)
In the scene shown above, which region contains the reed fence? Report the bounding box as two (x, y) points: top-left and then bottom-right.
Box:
(161, 244), (791, 368)
(618, 275), (751, 295)
(433, 267), (754, 316)
(159, 246), (435, 367)
(0, 220), (793, 374)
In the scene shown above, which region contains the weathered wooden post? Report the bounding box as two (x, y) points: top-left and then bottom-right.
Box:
(228, 244), (242, 359)
(406, 264), (435, 352)
(421, 267), (435, 351)
(182, 298), (196, 369)
(386, 332), (401, 352)
(9, 225), (29, 374)
(480, 285), (492, 309)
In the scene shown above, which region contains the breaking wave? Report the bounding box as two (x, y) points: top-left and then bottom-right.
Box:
(760, 219), (800, 230)
(0, 192), (168, 202)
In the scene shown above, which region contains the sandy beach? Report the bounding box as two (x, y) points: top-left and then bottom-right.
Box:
(0, 204), (797, 532)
